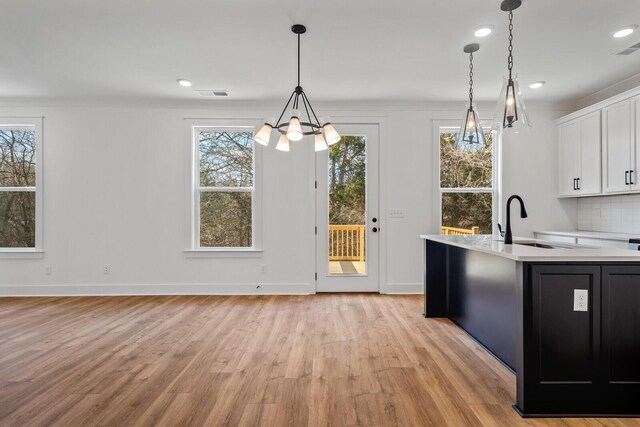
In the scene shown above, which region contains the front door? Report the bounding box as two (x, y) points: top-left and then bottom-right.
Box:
(316, 124), (379, 292)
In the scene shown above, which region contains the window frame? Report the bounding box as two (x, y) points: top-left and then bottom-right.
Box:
(434, 120), (501, 235)
(184, 119), (263, 257)
(0, 117), (44, 257)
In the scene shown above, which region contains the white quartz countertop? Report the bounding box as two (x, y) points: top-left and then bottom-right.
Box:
(420, 234), (640, 262)
(534, 230), (640, 242)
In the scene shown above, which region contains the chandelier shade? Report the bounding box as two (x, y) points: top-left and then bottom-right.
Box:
(254, 25), (341, 151)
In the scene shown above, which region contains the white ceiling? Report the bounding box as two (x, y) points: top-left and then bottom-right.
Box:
(1, 0), (639, 104)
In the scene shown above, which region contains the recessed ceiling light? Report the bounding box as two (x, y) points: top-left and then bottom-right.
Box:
(529, 81), (545, 89)
(612, 25), (637, 38)
(474, 26), (494, 37)
(176, 79), (192, 87)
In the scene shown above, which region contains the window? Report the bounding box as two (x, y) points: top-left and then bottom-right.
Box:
(188, 120), (261, 252)
(439, 127), (496, 235)
(0, 118), (42, 250)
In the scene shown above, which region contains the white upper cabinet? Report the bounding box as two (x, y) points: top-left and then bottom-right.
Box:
(557, 111), (601, 197)
(602, 99), (633, 193)
(632, 95), (640, 192)
(558, 121), (580, 196)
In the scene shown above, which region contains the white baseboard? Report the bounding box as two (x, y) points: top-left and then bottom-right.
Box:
(380, 283), (423, 294)
(0, 283), (315, 297)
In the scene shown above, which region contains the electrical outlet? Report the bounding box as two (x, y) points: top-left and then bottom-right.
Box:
(103, 264), (111, 275)
(574, 289), (588, 312)
(388, 208), (405, 218)
(260, 264), (267, 274)
(45, 265), (52, 276)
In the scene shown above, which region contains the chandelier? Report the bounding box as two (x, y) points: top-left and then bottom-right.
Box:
(254, 25), (341, 152)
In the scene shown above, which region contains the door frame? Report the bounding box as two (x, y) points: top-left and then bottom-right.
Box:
(314, 118), (386, 293)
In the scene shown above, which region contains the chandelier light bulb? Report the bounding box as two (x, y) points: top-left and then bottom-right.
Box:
(254, 118), (275, 146)
(287, 110), (303, 141)
(275, 133), (290, 152)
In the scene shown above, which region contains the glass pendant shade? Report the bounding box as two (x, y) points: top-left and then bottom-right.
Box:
(275, 134), (290, 152)
(254, 118), (275, 146)
(456, 104), (485, 147)
(492, 75), (531, 134)
(286, 110), (303, 141)
(314, 133), (328, 151)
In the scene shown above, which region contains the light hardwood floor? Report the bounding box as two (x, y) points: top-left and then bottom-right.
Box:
(0, 294), (637, 427)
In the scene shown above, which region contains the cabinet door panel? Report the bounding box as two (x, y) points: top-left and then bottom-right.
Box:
(558, 121), (579, 196)
(603, 100), (632, 193)
(602, 266), (640, 384)
(531, 265), (600, 383)
(578, 112), (601, 195)
(632, 96), (640, 191)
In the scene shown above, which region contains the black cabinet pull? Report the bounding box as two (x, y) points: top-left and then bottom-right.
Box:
(372, 227), (378, 233)
(573, 178), (577, 190)
(372, 217), (377, 223)
(626, 171), (630, 185)
(631, 170), (635, 185)
(577, 177), (581, 190)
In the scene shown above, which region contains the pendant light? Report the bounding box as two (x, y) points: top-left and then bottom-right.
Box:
(254, 25), (340, 151)
(492, 0), (531, 134)
(456, 43), (485, 149)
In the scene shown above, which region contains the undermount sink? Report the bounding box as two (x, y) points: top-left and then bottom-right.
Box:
(514, 242), (574, 250)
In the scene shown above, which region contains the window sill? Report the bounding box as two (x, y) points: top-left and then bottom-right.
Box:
(0, 249), (44, 259)
(184, 249), (263, 258)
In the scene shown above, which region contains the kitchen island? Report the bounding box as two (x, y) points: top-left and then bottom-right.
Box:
(422, 234), (640, 417)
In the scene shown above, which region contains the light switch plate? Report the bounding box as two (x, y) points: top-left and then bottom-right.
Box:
(388, 209), (405, 218)
(574, 289), (588, 312)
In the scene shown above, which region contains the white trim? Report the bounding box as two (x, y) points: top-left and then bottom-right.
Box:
(0, 249), (44, 259)
(0, 117), (43, 252)
(380, 283), (423, 294)
(184, 118), (263, 252)
(0, 282), (314, 297)
(183, 248), (263, 258)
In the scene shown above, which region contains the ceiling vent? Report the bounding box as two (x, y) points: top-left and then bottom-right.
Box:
(616, 41), (640, 55)
(196, 90), (229, 97)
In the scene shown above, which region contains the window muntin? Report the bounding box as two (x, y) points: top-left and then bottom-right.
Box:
(439, 129), (495, 235)
(0, 125), (38, 248)
(194, 127), (256, 249)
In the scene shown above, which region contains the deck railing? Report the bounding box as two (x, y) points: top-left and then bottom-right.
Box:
(441, 226), (480, 235)
(329, 225), (366, 261)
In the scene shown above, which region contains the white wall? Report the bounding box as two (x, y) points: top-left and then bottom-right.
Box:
(0, 100), (575, 296)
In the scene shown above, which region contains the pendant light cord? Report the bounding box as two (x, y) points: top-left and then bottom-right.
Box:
(297, 33), (301, 87)
(507, 10), (514, 79)
(468, 52), (474, 106)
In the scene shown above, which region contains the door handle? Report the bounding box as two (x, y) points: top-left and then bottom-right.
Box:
(626, 170), (630, 185)
(573, 178), (577, 190)
(576, 177), (580, 190)
(372, 217), (378, 223)
(372, 227), (378, 233)
(631, 170), (635, 185)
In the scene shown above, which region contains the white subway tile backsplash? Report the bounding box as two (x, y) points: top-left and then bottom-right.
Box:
(578, 194), (640, 233)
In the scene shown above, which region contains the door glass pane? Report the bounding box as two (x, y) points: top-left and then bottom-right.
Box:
(441, 192), (492, 235)
(200, 191), (252, 247)
(0, 191), (36, 247)
(328, 136), (366, 275)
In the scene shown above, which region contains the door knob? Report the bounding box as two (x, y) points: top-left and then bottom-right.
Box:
(372, 218), (378, 223)
(372, 227), (378, 232)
